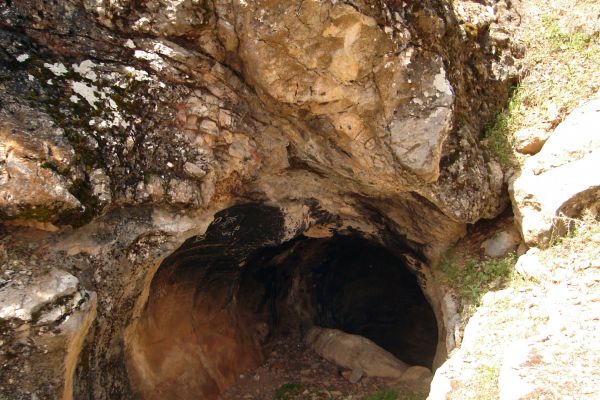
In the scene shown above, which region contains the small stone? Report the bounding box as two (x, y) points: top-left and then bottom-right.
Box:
(136, 175), (166, 203)
(167, 178), (201, 206)
(349, 368), (363, 383)
(482, 229), (521, 258)
(183, 162), (207, 179)
(125, 136), (135, 152)
(199, 119), (219, 135)
(90, 168), (112, 206)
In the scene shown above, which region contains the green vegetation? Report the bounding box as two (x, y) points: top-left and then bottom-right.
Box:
(483, 85), (521, 166)
(542, 16), (598, 52)
(362, 390), (398, 400)
(445, 357), (502, 400)
(470, 364), (501, 400)
(362, 390), (427, 400)
(273, 383), (303, 400)
(484, 11), (599, 166)
(439, 253), (517, 307)
(397, 392), (428, 400)
(523, 15), (599, 113)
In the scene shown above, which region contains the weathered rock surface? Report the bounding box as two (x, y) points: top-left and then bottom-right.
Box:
(513, 125), (552, 155)
(0, 0), (524, 399)
(515, 248), (546, 280)
(0, 102), (81, 221)
(0, 268), (79, 321)
(510, 94), (600, 245)
(429, 222), (600, 400)
(306, 326), (408, 379)
(0, 0), (521, 252)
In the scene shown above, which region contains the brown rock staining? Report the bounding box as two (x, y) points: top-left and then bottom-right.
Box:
(0, 0), (524, 399)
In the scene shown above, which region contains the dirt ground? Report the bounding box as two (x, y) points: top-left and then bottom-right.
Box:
(220, 333), (428, 400)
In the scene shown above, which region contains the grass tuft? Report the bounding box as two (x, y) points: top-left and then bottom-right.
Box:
(470, 364), (501, 400)
(363, 390), (398, 400)
(483, 85), (522, 166)
(439, 253), (517, 307)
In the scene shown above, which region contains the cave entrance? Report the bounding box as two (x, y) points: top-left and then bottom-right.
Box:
(125, 205), (439, 400)
(240, 236), (438, 367)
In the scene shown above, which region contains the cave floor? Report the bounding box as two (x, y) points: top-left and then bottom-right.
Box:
(220, 333), (428, 400)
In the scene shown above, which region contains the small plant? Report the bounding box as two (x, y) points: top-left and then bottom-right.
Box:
(545, 210), (600, 252)
(274, 383), (303, 400)
(363, 390), (398, 400)
(440, 253), (517, 307)
(542, 16), (597, 52)
(483, 85), (521, 167)
(471, 364), (501, 400)
(397, 392), (428, 400)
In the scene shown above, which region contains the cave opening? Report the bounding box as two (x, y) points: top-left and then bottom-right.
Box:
(126, 205), (439, 400)
(239, 235), (438, 367)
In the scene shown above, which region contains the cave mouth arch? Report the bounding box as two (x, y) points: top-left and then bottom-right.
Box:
(125, 204), (439, 400)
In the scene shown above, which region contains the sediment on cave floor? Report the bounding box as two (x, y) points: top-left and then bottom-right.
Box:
(125, 206), (440, 400)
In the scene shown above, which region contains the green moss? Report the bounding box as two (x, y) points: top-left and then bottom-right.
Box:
(274, 383), (303, 400)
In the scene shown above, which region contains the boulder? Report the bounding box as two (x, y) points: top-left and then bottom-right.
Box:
(481, 228), (521, 258)
(306, 326), (408, 379)
(510, 94), (600, 245)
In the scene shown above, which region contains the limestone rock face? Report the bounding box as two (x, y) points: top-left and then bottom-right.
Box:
(237, 1), (454, 182)
(0, 101), (81, 221)
(510, 94), (600, 245)
(0, 1), (523, 399)
(0, 268), (79, 321)
(0, 0), (520, 251)
(306, 326), (408, 379)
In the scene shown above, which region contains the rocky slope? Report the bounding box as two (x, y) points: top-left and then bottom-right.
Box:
(429, 93), (600, 400)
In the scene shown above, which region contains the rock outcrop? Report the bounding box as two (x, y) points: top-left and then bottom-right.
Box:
(0, 102), (81, 221)
(0, 268), (79, 321)
(0, 0), (521, 253)
(510, 94), (600, 245)
(0, 0), (524, 399)
(429, 93), (600, 400)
